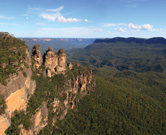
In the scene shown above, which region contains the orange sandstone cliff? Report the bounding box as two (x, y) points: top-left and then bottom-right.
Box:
(0, 48), (36, 135)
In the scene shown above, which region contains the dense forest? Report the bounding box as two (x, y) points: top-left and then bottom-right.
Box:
(52, 71), (166, 135)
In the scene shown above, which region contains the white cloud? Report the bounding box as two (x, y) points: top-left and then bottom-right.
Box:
(142, 24), (158, 32)
(39, 12), (61, 21)
(105, 23), (116, 27)
(26, 17), (29, 21)
(84, 19), (89, 22)
(56, 16), (81, 23)
(119, 27), (127, 32)
(105, 22), (159, 33)
(26, 6), (83, 23)
(105, 23), (127, 27)
(46, 6), (64, 12)
(0, 15), (15, 20)
(39, 6), (81, 23)
(128, 23), (141, 31)
(40, 13), (81, 22)
(128, 23), (158, 32)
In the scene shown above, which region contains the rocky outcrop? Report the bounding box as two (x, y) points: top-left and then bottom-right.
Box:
(43, 47), (66, 77)
(32, 45), (43, 69)
(19, 102), (48, 135)
(0, 114), (10, 135)
(43, 47), (58, 77)
(31, 102), (48, 135)
(0, 48), (36, 135)
(51, 69), (94, 123)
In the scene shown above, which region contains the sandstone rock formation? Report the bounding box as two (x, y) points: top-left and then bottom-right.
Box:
(52, 69), (94, 122)
(43, 47), (58, 77)
(43, 47), (66, 77)
(32, 45), (43, 69)
(30, 102), (48, 135)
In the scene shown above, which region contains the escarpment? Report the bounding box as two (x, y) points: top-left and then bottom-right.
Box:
(0, 33), (36, 135)
(0, 33), (95, 135)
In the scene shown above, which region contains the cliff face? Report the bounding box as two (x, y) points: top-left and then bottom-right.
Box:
(52, 69), (94, 122)
(0, 36), (95, 135)
(0, 48), (36, 135)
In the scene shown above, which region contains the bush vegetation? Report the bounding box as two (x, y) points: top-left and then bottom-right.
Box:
(5, 111), (31, 135)
(0, 32), (28, 85)
(0, 94), (7, 114)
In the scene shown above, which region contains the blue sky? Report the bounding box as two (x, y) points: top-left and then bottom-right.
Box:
(0, 0), (165, 38)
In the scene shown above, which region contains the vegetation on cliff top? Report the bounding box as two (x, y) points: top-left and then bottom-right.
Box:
(0, 32), (28, 85)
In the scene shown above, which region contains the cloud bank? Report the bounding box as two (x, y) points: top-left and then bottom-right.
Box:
(39, 6), (81, 23)
(105, 23), (159, 32)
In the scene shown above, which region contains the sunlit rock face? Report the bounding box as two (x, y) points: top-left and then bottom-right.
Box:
(32, 45), (43, 69)
(0, 48), (36, 135)
(0, 114), (10, 135)
(30, 102), (48, 135)
(43, 47), (66, 77)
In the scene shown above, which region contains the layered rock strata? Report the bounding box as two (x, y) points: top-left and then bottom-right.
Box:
(0, 49), (36, 135)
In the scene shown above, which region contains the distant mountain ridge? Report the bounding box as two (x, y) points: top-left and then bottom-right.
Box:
(20, 38), (95, 55)
(94, 37), (166, 44)
(67, 36), (166, 72)
(20, 38), (95, 42)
